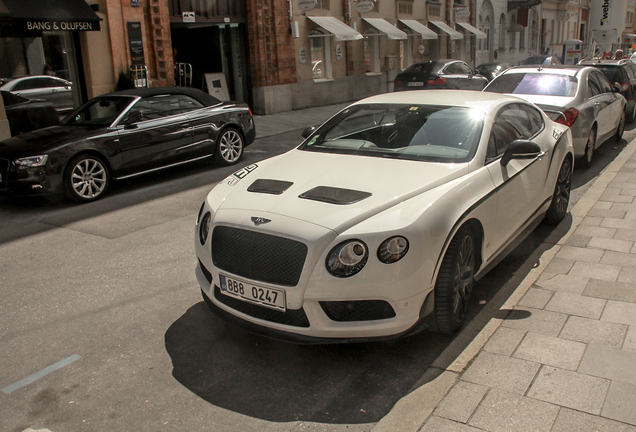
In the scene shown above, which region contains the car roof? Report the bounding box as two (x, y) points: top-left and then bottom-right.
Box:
(500, 65), (587, 76)
(352, 90), (527, 111)
(105, 86), (222, 106)
(579, 59), (632, 67)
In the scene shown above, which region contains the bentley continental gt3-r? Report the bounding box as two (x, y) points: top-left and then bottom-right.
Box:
(195, 90), (574, 343)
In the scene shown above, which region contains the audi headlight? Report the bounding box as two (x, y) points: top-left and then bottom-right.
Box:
(199, 211), (211, 245)
(378, 236), (409, 263)
(326, 240), (368, 277)
(14, 155), (48, 169)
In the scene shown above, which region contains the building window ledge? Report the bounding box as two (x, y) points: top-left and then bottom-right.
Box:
(365, 72), (383, 77)
(313, 78), (335, 83)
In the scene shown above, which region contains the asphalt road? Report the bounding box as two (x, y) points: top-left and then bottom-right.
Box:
(0, 125), (634, 432)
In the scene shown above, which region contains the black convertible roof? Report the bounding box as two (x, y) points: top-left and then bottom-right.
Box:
(107, 87), (222, 107)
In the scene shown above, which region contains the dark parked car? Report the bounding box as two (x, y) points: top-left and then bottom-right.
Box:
(518, 55), (562, 66)
(0, 75), (74, 114)
(579, 59), (636, 123)
(2, 90), (59, 136)
(476, 62), (514, 81)
(393, 60), (488, 91)
(0, 87), (255, 203)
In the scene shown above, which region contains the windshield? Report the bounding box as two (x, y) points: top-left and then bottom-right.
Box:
(486, 73), (578, 97)
(402, 62), (439, 75)
(61, 96), (135, 126)
(299, 103), (484, 163)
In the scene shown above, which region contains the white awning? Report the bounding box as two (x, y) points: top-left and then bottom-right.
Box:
(428, 21), (464, 40)
(399, 19), (438, 40)
(456, 22), (487, 40)
(363, 18), (407, 40)
(307, 16), (363, 41)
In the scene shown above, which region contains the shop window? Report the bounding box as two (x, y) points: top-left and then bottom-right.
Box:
(364, 30), (381, 74)
(316, 0), (330, 10)
(519, 29), (525, 49)
(399, 37), (413, 70)
(398, 3), (413, 14)
(309, 30), (331, 80)
(428, 4), (441, 17)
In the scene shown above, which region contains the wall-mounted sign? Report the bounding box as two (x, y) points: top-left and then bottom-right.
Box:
(418, 44), (425, 55)
(127, 21), (145, 66)
(356, 0), (375, 13)
(298, 0), (317, 12)
(299, 46), (307, 64)
(455, 8), (470, 20)
(131, 0), (140, 7)
(183, 12), (195, 23)
(336, 45), (343, 61)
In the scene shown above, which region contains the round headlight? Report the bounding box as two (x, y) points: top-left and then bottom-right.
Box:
(326, 240), (369, 277)
(199, 211), (211, 245)
(378, 236), (409, 263)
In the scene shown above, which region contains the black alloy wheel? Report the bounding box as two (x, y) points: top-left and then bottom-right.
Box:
(615, 110), (626, 141)
(544, 157), (572, 225)
(215, 127), (244, 166)
(433, 225), (476, 334)
(579, 127), (596, 169)
(64, 154), (110, 203)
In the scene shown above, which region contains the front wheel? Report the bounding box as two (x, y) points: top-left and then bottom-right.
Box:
(215, 128), (244, 166)
(544, 157), (572, 225)
(64, 154), (110, 203)
(615, 110), (626, 141)
(432, 225), (477, 334)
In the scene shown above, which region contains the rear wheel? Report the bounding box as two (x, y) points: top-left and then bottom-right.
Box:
(629, 101), (636, 124)
(433, 225), (476, 334)
(578, 127), (596, 169)
(215, 128), (244, 166)
(64, 154), (110, 203)
(615, 110), (626, 141)
(544, 157), (572, 225)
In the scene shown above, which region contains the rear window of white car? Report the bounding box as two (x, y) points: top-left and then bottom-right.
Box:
(486, 73), (578, 97)
(299, 103), (484, 163)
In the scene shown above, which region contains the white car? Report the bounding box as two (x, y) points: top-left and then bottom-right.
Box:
(194, 91), (574, 343)
(0, 75), (73, 114)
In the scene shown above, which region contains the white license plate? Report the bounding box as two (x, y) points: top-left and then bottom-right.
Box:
(407, 82), (424, 86)
(219, 274), (286, 311)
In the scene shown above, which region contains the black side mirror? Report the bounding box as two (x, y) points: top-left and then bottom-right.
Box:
(302, 126), (317, 139)
(501, 139), (543, 167)
(123, 110), (143, 125)
(613, 82), (623, 93)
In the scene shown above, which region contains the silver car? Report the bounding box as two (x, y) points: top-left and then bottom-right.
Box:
(0, 75), (73, 115)
(484, 65), (626, 168)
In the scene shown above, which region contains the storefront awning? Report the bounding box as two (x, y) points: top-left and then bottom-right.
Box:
(363, 18), (407, 40)
(398, 19), (438, 40)
(307, 16), (363, 41)
(0, 0), (101, 34)
(456, 22), (487, 40)
(428, 21), (463, 40)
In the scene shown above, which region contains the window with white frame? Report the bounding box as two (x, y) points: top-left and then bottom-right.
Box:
(316, 0), (330, 10)
(364, 29), (381, 73)
(309, 29), (331, 79)
(499, 14), (506, 50)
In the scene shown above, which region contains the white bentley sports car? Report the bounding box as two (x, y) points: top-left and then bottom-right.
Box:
(194, 91), (574, 343)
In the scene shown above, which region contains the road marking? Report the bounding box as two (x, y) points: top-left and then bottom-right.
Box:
(2, 354), (82, 394)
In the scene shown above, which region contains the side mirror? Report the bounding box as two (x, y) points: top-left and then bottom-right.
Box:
(302, 126), (317, 139)
(613, 82), (623, 93)
(123, 110), (143, 125)
(501, 139), (543, 167)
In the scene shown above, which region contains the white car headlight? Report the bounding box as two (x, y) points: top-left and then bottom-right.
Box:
(378, 236), (409, 263)
(14, 155), (48, 168)
(326, 240), (368, 278)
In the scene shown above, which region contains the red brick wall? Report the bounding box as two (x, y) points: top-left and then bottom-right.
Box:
(246, 0), (297, 88)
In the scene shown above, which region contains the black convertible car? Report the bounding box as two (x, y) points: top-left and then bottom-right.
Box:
(0, 87), (255, 202)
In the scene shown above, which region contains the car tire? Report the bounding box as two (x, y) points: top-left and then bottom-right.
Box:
(432, 225), (476, 334)
(579, 127), (596, 169)
(615, 110), (626, 141)
(629, 101), (636, 124)
(64, 154), (110, 203)
(544, 157), (572, 226)
(215, 127), (244, 166)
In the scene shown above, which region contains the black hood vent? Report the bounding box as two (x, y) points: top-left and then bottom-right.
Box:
(248, 179), (293, 195)
(299, 186), (372, 205)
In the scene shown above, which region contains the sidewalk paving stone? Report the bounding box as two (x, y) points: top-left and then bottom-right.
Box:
(500, 307), (567, 336)
(517, 288), (553, 309)
(578, 343), (636, 385)
(420, 416), (482, 432)
(555, 245), (604, 262)
(573, 225), (617, 238)
(588, 236), (633, 252)
(623, 327), (636, 351)
(527, 366), (610, 414)
(460, 352), (540, 395)
(544, 291), (607, 319)
(432, 381), (488, 424)
(568, 261), (621, 281)
(618, 267), (636, 284)
(601, 218), (636, 230)
(559, 315), (628, 349)
(467, 390), (559, 432)
(551, 408), (636, 432)
(513, 332), (586, 370)
(534, 273), (589, 294)
(482, 327), (525, 356)
(543, 258), (574, 275)
(601, 300), (636, 326)
(602, 381), (636, 425)
(600, 250), (636, 267)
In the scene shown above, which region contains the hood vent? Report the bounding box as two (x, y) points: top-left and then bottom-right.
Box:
(248, 179), (293, 195)
(299, 186), (372, 205)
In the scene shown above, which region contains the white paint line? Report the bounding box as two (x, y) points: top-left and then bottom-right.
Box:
(2, 354), (81, 394)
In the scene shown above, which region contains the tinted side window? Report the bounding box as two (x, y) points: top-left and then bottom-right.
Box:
(133, 94), (183, 120)
(179, 95), (204, 112)
(595, 71), (613, 93)
(588, 73), (602, 97)
(523, 105), (544, 136)
(487, 105), (523, 163)
(12, 79), (38, 91)
(458, 62), (473, 74)
(445, 63), (463, 74)
(41, 78), (65, 88)
(626, 64), (636, 80)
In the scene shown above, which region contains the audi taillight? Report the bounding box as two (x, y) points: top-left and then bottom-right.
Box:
(555, 108), (579, 127)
